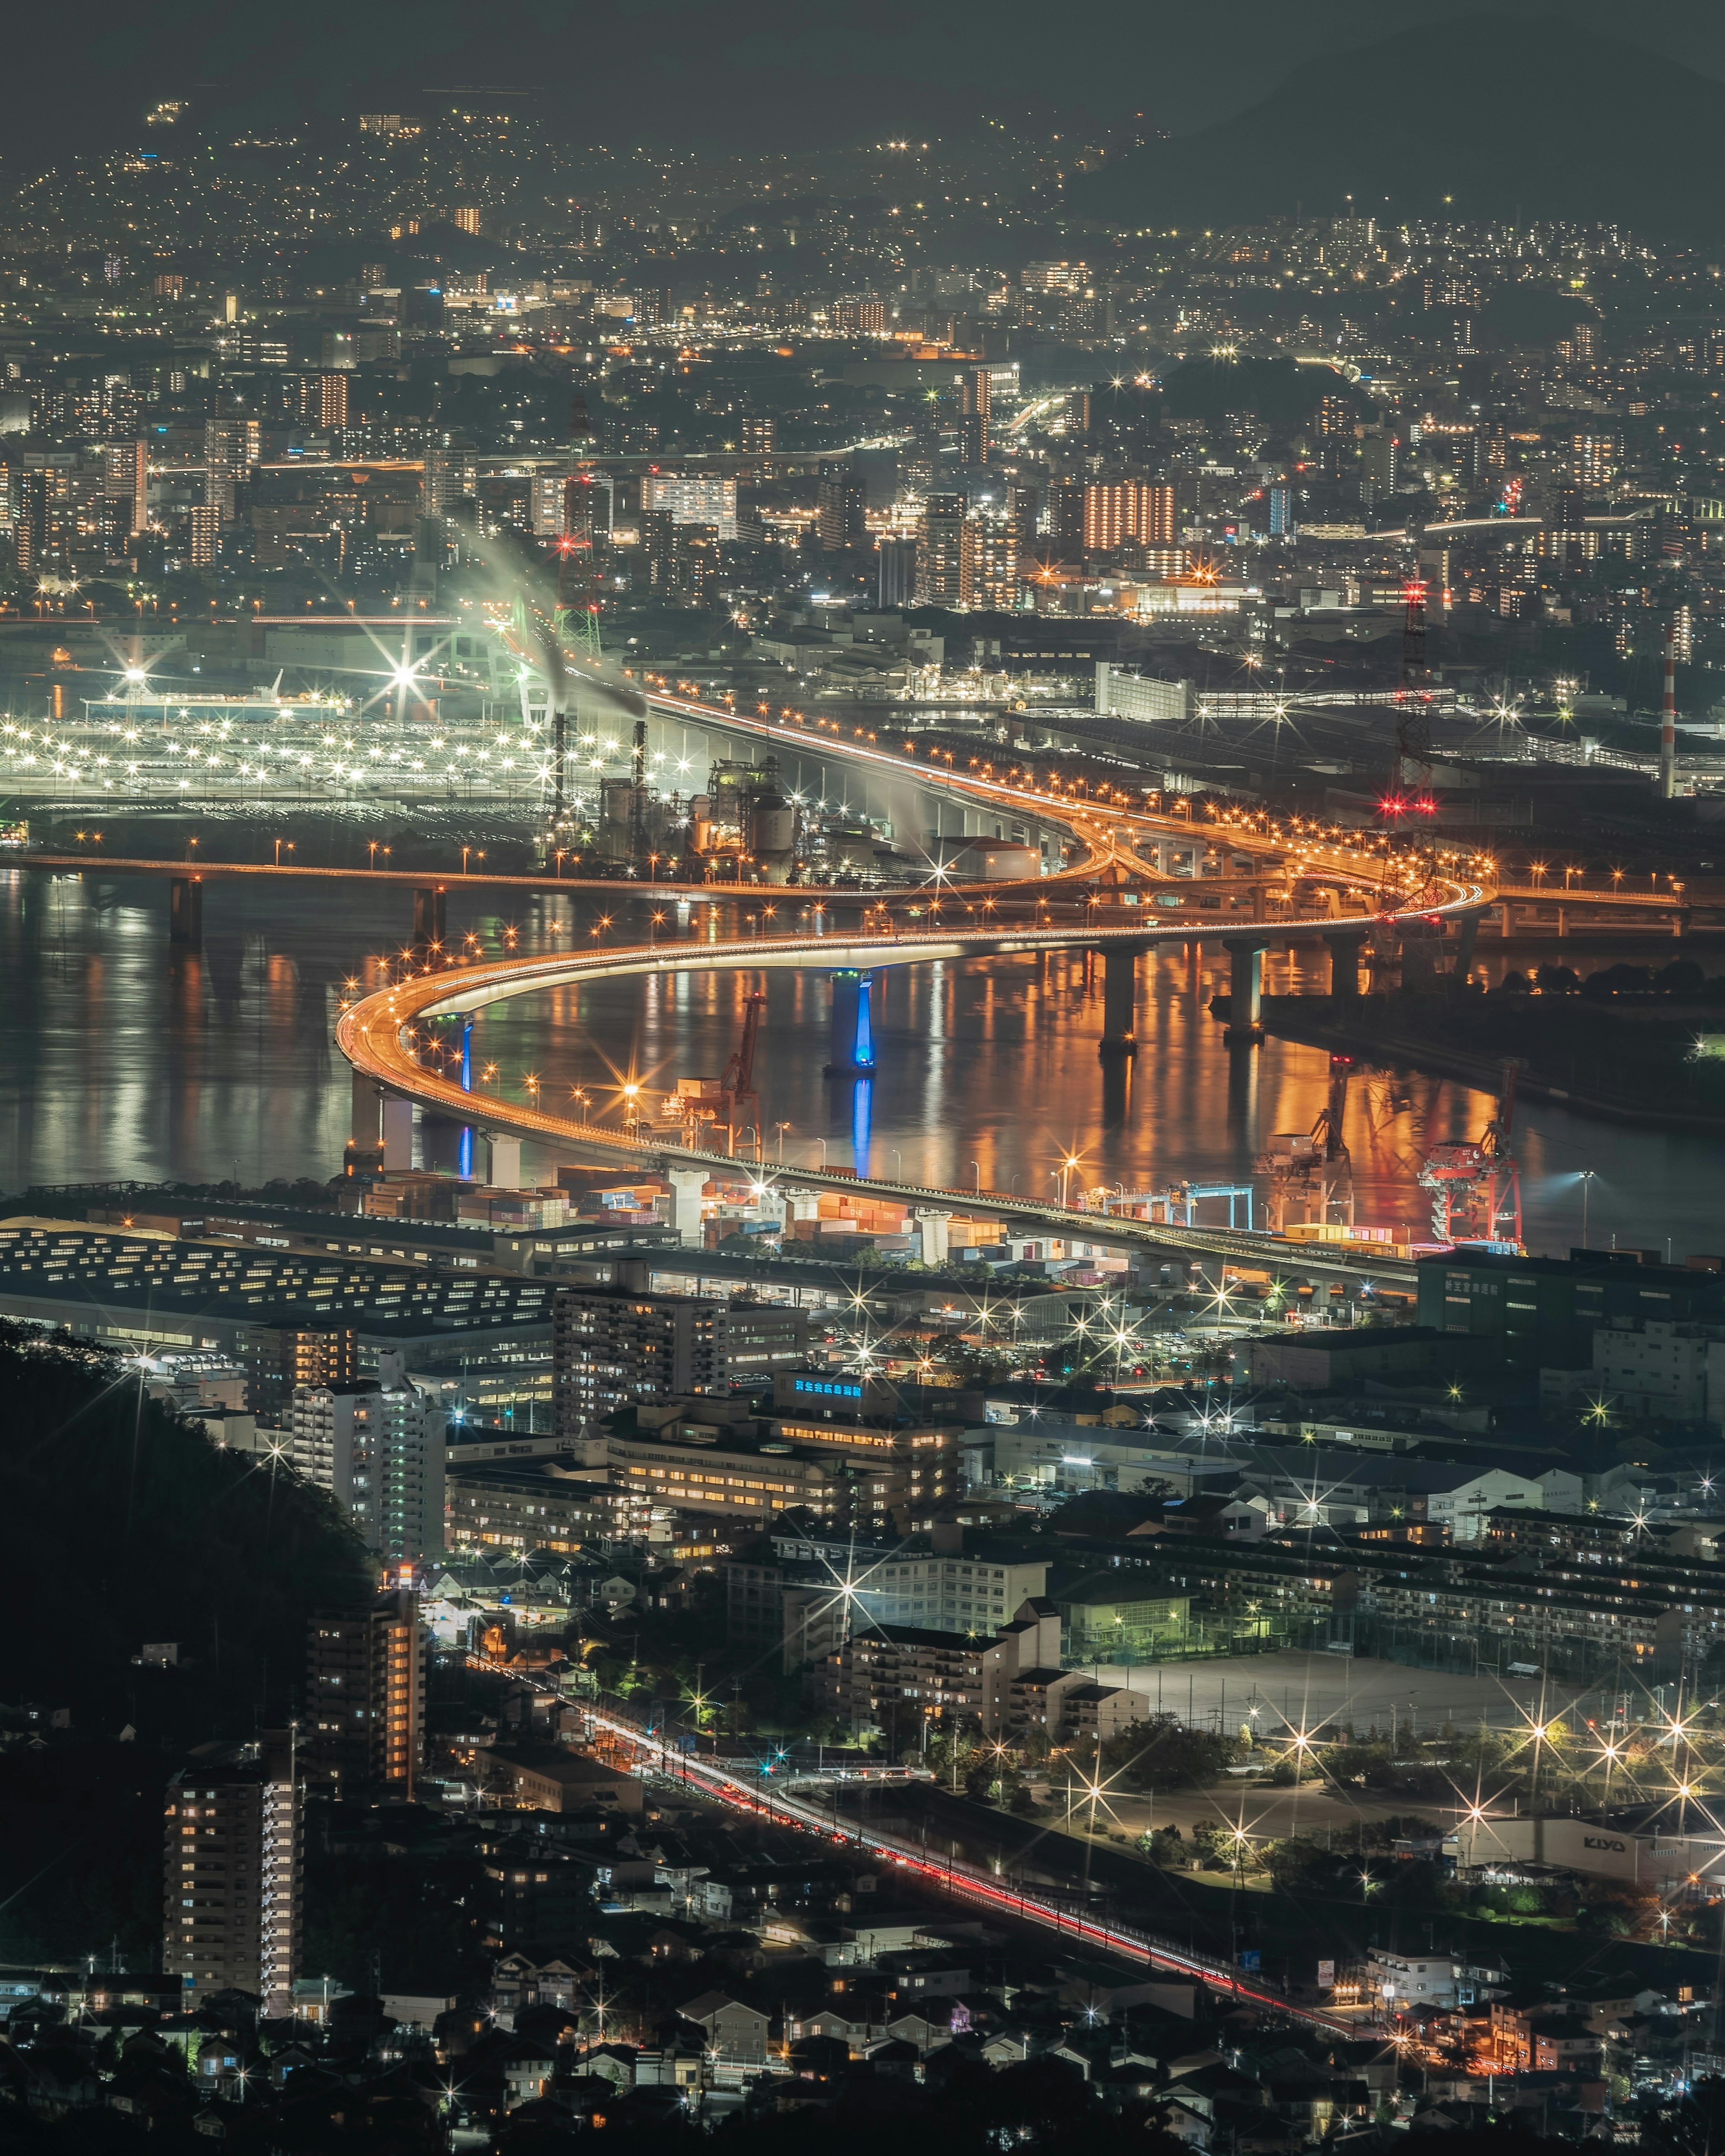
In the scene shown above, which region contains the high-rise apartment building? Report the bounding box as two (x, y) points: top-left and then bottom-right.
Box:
(553, 1286), (809, 1438)
(242, 1324), (358, 1426)
(739, 417), (776, 458)
(203, 416), (258, 522)
(287, 1352), (445, 1564)
(163, 1735), (301, 2010)
(969, 517), (1020, 611)
(452, 206), (482, 235)
(103, 440), (149, 537)
(816, 459), (866, 550)
(1022, 261), (1088, 295)
(1570, 430), (1621, 489)
(422, 435), (478, 520)
(1081, 482), (1177, 554)
(916, 491), (972, 607)
(877, 535), (917, 608)
(671, 525), (721, 607)
(531, 468), (570, 537)
(305, 1590), (429, 1800)
(316, 373), (348, 431)
(1048, 481), (1086, 561)
(830, 296), (887, 335)
(643, 473), (737, 540)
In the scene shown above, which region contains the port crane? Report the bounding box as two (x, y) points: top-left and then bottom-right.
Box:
(1417, 1058), (1523, 1250)
(656, 990), (768, 1159)
(1256, 1054), (1354, 1232)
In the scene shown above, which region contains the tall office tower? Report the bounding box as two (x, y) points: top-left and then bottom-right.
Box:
(916, 491), (973, 606)
(1081, 482), (1177, 553)
(816, 458), (866, 549)
(317, 373), (349, 431)
(877, 535), (917, 608)
(305, 1590), (429, 1800)
(1267, 483), (1293, 537)
(1570, 430), (1621, 489)
(103, 440), (149, 537)
(203, 416), (257, 522)
(287, 1351), (445, 1564)
(163, 1734), (301, 2010)
(422, 434), (478, 519)
(552, 1286), (809, 1437)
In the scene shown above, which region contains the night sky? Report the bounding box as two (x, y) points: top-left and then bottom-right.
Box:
(15, 0), (1725, 166)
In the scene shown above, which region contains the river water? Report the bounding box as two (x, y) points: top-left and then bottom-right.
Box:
(1, 867), (1719, 1261)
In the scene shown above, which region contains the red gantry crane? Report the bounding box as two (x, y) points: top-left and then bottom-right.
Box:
(1417, 1058), (1523, 1250)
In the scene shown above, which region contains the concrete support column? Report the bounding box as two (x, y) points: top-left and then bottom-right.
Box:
(482, 1133), (521, 1188)
(169, 875), (203, 947)
(380, 1095), (415, 1170)
(1222, 937), (1266, 1042)
(1324, 930), (1367, 1000)
(350, 1070), (380, 1147)
(1097, 945), (1138, 1056)
(411, 884), (447, 953)
(827, 969), (876, 1074)
(1451, 910), (1482, 981)
(915, 1208), (952, 1265)
(668, 1166), (709, 1247)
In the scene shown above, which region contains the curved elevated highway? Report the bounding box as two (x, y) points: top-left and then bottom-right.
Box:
(336, 888), (1486, 1291)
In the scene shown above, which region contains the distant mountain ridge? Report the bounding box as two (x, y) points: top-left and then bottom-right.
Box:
(1070, 17), (1725, 246)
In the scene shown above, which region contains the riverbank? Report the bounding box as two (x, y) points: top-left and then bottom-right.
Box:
(1222, 990), (1725, 1135)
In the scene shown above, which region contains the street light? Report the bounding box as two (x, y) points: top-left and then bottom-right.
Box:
(776, 1122), (791, 1162)
(1578, 1168), (1597, 1248)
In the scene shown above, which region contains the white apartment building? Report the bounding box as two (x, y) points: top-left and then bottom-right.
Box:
(853, 1552), (1047, 1633)
(288, 1350), (446, 1562)
(643, 473), (737, 539)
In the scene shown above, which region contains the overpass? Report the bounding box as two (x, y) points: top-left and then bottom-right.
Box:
(333, 897), (1489, 1290)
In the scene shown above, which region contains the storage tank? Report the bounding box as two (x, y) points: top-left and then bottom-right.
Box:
(750, 789), (796, 882)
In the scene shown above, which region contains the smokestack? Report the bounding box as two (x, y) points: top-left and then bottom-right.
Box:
(1661, 623), (1677, 802)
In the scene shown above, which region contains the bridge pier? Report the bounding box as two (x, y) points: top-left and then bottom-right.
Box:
(668, 1167), (708, 1246)
(481, 1132), (521, 1188)
(1097, 945), (1138, 1056)
(411, 884), (447, 956)
(826, 969), (876, 1074)
(1222, 937), (1268, 1042)
(169, 875), (203, 947)
(915, 1208), (952, 1264)
(1452, 910), (1483, 981)
(380, 1095), (415, 1170)
(1324, 928), (1367, 1000)
(350, 1071), (380, 1149)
